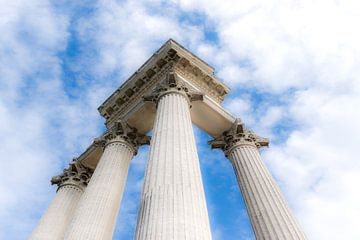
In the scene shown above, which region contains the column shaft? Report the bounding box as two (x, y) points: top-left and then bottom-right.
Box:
(135, 92), (212, 239)
(64, 137), (134, 240)
(229, 144), (306, 240)
(29, 185), (83, 240)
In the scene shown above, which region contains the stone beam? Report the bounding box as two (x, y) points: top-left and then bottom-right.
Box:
(97, 39), (232, 137)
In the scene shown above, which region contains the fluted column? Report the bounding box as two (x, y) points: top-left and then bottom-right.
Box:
(29, 161), (91, 240)
(135, 72), (212, 240)
(64, 122), (150, 240)
(210, 119), (307, 240)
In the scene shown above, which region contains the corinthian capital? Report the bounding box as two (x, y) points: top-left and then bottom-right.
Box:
(51, 160), (92, 191)
(95, 120), (151, 155)
(143, 71), (203, 105)
(209, 119), (269, 156)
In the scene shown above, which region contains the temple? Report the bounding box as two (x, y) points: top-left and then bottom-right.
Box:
(29, 39), (306, 240)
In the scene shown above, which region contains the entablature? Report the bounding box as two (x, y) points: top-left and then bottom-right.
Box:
(98, 39), (230, 131)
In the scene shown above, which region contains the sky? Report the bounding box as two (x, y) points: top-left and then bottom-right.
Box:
(0, 0), (360, 239)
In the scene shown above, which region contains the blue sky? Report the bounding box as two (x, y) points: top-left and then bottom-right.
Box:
(1, 0), (360, 239)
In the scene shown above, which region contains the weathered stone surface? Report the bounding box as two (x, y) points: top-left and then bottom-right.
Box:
(135, 74), (212, 239)
(210, 119), (307, 240)
(30, 40), (307, 240)
(95, 39), (233, 139)
(29, 161), (91, 240)
(64, 122), (149, 240)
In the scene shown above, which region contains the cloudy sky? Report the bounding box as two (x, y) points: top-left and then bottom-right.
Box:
(1, 0), (360, 239)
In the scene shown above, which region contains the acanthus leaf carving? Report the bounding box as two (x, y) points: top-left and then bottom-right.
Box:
(143, 71), (203, 107)
(209, 118), (269, 156)
(51, 160), (93, 191)
(95, 120), (151, 155)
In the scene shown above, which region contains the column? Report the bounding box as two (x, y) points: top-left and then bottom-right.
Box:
(29, 161), (91, 240)
(64, 121), (150, 240)
(209, 119), (307, 240)
(135, 72), (212, 240)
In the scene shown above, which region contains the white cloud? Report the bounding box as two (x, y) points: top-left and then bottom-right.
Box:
(0, 0), (70, 237)
(2, 0), (360, 239)
(224, 96), (254, 125)
(173, 0), (360, 238)
(75, 0), (204, 79)
(217, 63), (252, 88)
(0, 1), (105, 238)
(177, 0), (360, 92)
(260, 88), (360, 239)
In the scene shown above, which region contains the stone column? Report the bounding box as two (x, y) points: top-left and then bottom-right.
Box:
(135, 72), (212, 240)
(209, 119), (307, 240)
(64, 122), (150, 240)
(29, 161), (91, 240)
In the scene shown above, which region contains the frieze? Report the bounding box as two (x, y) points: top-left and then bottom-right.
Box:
(98, 40), (230, 128)
(143, 71), (203, 107)
(174, 60), (227, 103)
(99, 50), (179, 125)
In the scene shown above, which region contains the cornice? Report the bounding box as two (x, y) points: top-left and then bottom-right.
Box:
(99, 52), (177, 126)
(174, 58), (228, 103)
(98, 39), (230, 128)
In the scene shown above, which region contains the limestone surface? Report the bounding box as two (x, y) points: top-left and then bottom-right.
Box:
(229, 144), (307, 240)
(135, 91), (212, 239)
(64, 137), (135, 240)
(29, 185), (83, 240)
(29, 161), (90, 240)
(210, 119), (307, 240)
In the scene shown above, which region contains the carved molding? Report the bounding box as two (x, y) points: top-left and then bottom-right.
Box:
(98, 49), (179, 124)
(98, 40), (230, 127)
(209, 119), (269, 156)
(94, 120), (151, 155)
(51, 160), (92, 191)
(174, 57), (227, 103)
(143, 71), (203, 107)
